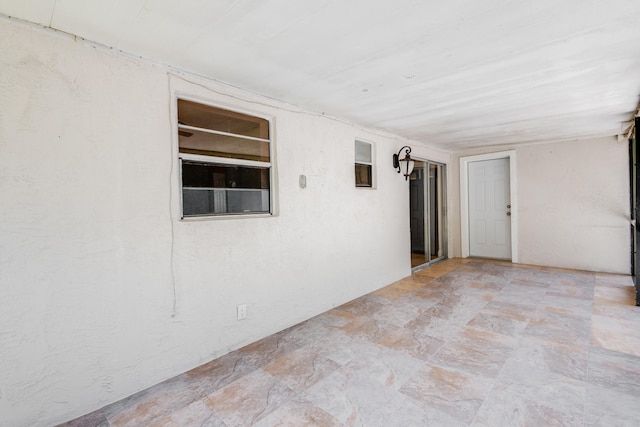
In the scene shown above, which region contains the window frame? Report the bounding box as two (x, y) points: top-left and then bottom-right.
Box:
(176, 96), (275, 219)
(354, 139), (375, 188)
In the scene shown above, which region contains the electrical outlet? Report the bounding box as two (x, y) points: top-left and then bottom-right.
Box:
(237, 304), (247, 320)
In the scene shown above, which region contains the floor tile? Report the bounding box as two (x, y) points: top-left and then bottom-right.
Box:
(252, 400), (342, 427)
(205, 369), (294, 426)
(472, 374), (586, 427)
(489, 280), (549, 307)
(466, 312), (528, 337)
(372, 283), (410, 300)
(403, 313), (465, 342)
(479, 299), (537, 322)
(372, 276), (428, 301)
(592, 301), (639, 322)
(593, 286), (635, 306)
(331, 294), (387, 318)
(585, 383), (640, 427)
(146, 399), (226, 427)
(299, 369), (394, 425)
(420, 294), (489, 327)
(340, 338), (425, 391)
(104, 375), (203, 427)
(595, 272), (634, 286)
(503, 338), (588, 382)
(400, 364), (494, 424)
(523, 310), (592, 353)
(591, 314), (640, 357)
(378, 326), (445, 361)
(262, 345), (340, 393)
(307, 329), (361, 366)
(430, 326), (518, 379)
(587, 347), (640, 396)
(540, 293), (593, 318)
(369, 395), (465, 427)
(370, 300), (423, 327)
(57, 409), (108, 427)
(337, 316), (396, 343)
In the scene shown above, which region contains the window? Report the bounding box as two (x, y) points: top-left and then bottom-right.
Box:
(355, 140), (373, 187)
(177, 99), (272, 217)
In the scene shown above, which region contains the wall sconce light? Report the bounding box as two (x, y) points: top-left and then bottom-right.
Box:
(393, 146), (415, 180)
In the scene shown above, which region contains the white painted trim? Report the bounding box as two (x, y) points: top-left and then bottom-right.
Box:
(179, 153), (271, 168)
(178, 124), (271, 143)
(355, 138), (376, 189)
(170, 89), (279, 218)
(460, 150), (518, 263)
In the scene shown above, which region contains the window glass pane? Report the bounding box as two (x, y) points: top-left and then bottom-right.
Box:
(179, 127), (270, 162)
(178, 99), (269, 139)
(355, 164), (372, 187)
(182, 161), (270, 216)
(355, 140), (372, 163)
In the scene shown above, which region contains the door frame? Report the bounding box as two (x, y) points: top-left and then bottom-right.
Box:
(411, 158), (448, 272)
(460, 150), (518, 262)
(428, 161), (447, 265)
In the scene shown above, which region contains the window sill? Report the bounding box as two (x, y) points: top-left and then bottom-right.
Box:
(180, 212), (276, 222)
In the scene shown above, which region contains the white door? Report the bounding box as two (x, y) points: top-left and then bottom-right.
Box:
(468, 158), (511, 259)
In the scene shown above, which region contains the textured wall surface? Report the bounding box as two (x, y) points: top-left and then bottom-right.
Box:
(450, 137), (630, 273)
(516, 137), (629, 273)
(0, 19), (450, 427)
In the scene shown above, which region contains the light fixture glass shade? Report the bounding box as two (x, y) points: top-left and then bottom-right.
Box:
(400, 158), (415, 178)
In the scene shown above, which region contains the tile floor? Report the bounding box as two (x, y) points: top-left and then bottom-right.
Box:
(61, 259), (640, 426)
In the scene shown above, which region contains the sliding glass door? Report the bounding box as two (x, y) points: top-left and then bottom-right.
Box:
(410, 160), (447, 269)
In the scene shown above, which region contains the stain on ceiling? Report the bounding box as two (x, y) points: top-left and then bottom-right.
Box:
(2, 0), (640, 151)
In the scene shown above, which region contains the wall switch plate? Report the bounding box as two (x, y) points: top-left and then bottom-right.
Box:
(237, 304), (247, 320)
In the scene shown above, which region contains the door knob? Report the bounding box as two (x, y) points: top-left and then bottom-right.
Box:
(507, 205), (511, 208)
(507, 212), (511, 216)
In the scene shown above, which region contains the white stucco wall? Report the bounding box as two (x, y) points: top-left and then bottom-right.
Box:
(0, 19), (451, 427)
(450, 137), (630, 274)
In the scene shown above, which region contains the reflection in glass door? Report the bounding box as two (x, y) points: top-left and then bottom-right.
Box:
(410, 160), (446, 269)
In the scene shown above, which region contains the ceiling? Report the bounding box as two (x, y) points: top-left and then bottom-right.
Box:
(3, 0), (640, 151)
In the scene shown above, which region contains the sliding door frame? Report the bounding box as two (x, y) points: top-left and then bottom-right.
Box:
(411, 159), (448, 272)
